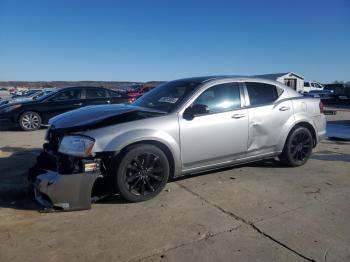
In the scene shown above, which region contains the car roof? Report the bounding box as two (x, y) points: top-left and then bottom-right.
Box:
(174, 75), (246, 83)
(58, 86), (105, 90)
(53, 86), (114, 93)
(174, 75), (284, 86)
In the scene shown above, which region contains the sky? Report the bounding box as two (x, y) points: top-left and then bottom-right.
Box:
(0, 0), (349, 83)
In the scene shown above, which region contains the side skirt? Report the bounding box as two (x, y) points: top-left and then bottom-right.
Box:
(178, 151), (281, 177)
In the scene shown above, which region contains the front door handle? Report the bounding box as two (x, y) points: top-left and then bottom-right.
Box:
(106, 100), (111, 104)
(74, 103), (83, 106)
(232, 114), (246, 119)
(279, 106), (290, 111)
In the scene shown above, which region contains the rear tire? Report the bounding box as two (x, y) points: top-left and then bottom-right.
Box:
(19, 111), (42, 131)
(115, 144), (170, 202)
(279, 126), (313, 167)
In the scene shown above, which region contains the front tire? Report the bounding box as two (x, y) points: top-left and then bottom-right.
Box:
(19, 111), (42, 131)
(279, 126), (313, 167)
(115, 144), (170, 202)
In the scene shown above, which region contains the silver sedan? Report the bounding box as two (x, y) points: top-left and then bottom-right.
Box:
(30, 76), (326, 211)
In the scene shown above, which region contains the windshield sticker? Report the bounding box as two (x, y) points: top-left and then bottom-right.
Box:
(158, 97), (178, 103)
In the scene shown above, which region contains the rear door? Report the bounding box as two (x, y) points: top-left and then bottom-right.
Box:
(244, 82), (294, 156)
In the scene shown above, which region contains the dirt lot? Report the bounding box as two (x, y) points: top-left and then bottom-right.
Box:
(0, 110), (349, 262)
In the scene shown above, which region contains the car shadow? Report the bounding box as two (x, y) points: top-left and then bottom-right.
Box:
(95, 194), (128, 205)
(0, 146), (42, 211)
(0, 153), (285, 211)
(327, 120), (350, 141)
(0, 124), (18, 131)
(0, 124), (47, 131)
(3, 148), (348, 212)
(311, 150), (350, 162)
(327, 120), (350, 126)
(172, 157), (287, 183)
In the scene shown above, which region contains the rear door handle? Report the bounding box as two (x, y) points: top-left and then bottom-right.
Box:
(232, 114), (246, 119)
(279, 106), (290, 111)
(74, 103), (83, 106)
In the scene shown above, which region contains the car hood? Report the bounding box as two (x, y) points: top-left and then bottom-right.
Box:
(49, 104), (166, 130)
(0, 99), (31, 110)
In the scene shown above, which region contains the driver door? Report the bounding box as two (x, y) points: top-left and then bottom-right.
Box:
(41, 89), (83, 120)
(179, 82), (248, 171)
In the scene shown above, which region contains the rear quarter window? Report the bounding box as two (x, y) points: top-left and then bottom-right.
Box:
(246, 82), (279, 106)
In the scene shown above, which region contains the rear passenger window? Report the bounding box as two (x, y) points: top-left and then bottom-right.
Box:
(194, 82), (241, 113)
(86, 89), (107, 99)
(246, 82), (279, 106)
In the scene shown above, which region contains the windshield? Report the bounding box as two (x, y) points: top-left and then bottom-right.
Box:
(22, 90), (39, 96)
(27, 91), (42, 97)
(33, 90), (53, 100)
(35, 89), (59, 101)
(133, 80), (201, 112)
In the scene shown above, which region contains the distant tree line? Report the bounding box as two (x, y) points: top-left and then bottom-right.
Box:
(332, 80), (350, 86)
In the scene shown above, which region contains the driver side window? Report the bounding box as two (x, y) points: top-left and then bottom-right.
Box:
(193, 82), (241, 114)
(54, 90), (81, 101)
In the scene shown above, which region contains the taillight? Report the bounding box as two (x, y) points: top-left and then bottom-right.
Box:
(319, 101), (324, 113)
(128, 97), (136, 103)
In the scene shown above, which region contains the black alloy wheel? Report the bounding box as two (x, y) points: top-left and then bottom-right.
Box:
(279, 126), (313, 167)
(115, 144), (169, 202)
(290, 132), (312, 162)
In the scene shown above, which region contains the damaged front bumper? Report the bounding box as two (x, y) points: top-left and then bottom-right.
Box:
(33, 169), (100, 211)
(30, 148), (102, 211)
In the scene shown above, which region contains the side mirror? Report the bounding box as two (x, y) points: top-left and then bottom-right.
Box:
(183, 104), (209, 120)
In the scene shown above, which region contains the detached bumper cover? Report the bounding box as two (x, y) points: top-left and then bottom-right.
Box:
(30, 148), (101, 211)
(34, 170), (100, 211)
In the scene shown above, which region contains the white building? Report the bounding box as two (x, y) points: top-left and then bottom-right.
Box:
(255, 72), (304, 92)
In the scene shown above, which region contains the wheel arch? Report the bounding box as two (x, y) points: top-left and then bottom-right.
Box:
(110, 139), (180, 180)
(281, 121), (317, 150)
(18, 110), (43, 123)
(293, 122), (317, 147)
(121, 140), (176, 179)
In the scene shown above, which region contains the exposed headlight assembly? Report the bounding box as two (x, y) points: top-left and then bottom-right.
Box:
(58, 135), (95, 157)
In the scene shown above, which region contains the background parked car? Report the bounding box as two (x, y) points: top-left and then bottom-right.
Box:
(0, 86), (130, 131)
(127, 84), (156, 102)
(11, 89), (41, 99)
(304, 89), (336, 104)
(0, 89), (55, 106)
(0, 88), (10, 101)
(324, 83), (350, 104)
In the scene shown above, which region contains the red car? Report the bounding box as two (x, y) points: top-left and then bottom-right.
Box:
(127, 85), (156, 102)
